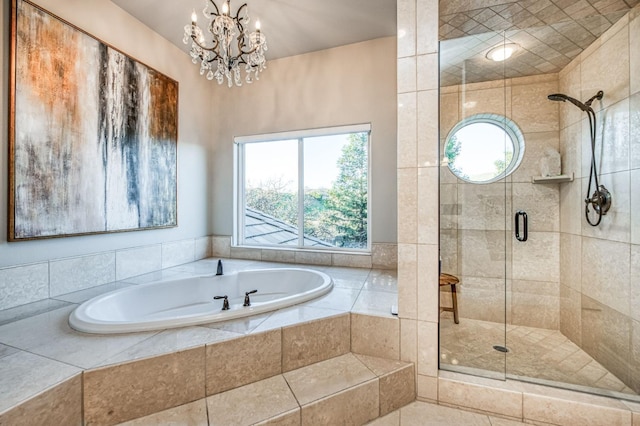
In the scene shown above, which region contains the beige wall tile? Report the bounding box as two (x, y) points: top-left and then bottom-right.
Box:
(211, 235), (231, 258)
(560, 233), (582, 291)
(417, 54), (438, 91)
(261, 249), (296, 264)
(398, 93), (418, 169)
(523, 392), (632, 425)
(116, 244), (162, 281)
(161, 239), (196, 269)
(230, 247), (262, 261)
(332, 253), (372, 269)
(282, 314), (350, 372)
(559, 174), (582, 235)
(459, 230), (507, 279)
(417, 374), (438, 401)
(440, 91), (460, 139)
(417, 244), (438, 323)
(417, 168), (439, 245)
(560, 284), (582, 346)
(511, 131), (560, 183)
(512, 231), (559, 283)
(293, 251), (331, 266)
(300, 380), (379, 426)
(511, 80), (560, 133)
(438, 377), (523, 419)
(581, 27), (630, 110)
(397, 0), (416, 58)
(0, 262), (49, 311)
(632, 94), (640, 172)
(459, 86), (509, 120)
(581, 237), (630, 316)
(631, 245), (640, 322)
(417, 321), (438, 377)
(594, 99), (631, 176)
(0, 374), (82, 426)
(511, 282), (559, 329)
(512, 183), (560, 232)
(398, 243), (418, 319)
(398, 57), (417, 93)
(379, 364), (416, 416)
(581, 295), (632, 389)
(631, 13), (640, 96)
(195, 237), (211, 260)
(351, 313), (400, 359)
(558, 62), (583, 129)
(455, 276), (506, 324)
(206, 330), (281, 395)
(206, 376), (299, 426)
(581, 172), (631, 243)
(49, 252), (115, 297)
(416, 0), (438, 55)
(457, 183), (509, 231)
(400, 318), (418, 364)
(372, 243), (398, 269)
(417, 90), (439, 167)
(84, 347), (205, 426)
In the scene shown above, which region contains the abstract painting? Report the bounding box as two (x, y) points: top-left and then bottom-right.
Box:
(9, 0), (178, 241)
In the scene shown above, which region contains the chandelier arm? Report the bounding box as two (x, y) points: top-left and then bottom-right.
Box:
(234, 4), (249, 23)
(190, 34), (221, 55)
(207, 0), (221, 17)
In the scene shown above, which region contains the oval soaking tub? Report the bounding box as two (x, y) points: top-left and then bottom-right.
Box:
(69, 268), (332, 334)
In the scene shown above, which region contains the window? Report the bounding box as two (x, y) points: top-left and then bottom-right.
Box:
(234, 125), (370, 251)
(444, 114), (525, 183)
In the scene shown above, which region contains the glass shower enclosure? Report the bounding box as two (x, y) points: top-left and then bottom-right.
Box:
(438, 2), (639, 402)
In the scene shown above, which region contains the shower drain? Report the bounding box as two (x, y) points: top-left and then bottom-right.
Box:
(493, 345), (509, 353)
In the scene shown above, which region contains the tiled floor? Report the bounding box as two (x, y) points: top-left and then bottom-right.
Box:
(118, 399), (528, 425)
(440, 314), (637, 397)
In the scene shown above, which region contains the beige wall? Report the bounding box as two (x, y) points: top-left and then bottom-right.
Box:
(0, 0), (214, 267)
(396, 0), (441, 401)
(558, 8), (640, 393)
(209, 37), (398, 244)
(439, 74), (561, 330)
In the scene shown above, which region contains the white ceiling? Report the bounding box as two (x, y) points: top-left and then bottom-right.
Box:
(111, 0), (398, 60)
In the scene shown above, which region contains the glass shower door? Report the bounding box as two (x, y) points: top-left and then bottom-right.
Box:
(438, 32), (509, 380)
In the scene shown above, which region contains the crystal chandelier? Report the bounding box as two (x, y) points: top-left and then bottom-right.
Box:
(183, 0), (268, 87)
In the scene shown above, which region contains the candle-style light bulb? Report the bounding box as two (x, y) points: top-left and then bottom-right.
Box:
(191, 9), (197, 25)
(255, 20), (261, 31)
(222, 1), (229, 15)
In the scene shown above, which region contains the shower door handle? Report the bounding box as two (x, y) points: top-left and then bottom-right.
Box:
(515, 211), (528, 242)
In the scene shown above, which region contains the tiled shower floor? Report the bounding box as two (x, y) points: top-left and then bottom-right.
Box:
(440, 314), (637, 397)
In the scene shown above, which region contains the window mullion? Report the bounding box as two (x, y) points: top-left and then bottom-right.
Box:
(298, 138), (304, 248)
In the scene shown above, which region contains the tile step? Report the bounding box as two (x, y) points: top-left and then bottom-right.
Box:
(121, 353), (415, 425)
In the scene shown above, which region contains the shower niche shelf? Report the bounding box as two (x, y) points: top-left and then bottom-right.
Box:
(531, 173), (574, 184)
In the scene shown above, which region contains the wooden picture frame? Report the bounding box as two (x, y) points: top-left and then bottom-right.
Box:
(9, 0), (178, 241)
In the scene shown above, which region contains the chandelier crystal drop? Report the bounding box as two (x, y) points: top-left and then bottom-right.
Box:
(183, 0), (268, 87)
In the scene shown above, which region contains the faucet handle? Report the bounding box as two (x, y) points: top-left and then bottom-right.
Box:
(243, 290), (258, 307)
(214, 295), (230, 310)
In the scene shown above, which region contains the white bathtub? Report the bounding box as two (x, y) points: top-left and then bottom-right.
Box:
(69, 268), (333, 334)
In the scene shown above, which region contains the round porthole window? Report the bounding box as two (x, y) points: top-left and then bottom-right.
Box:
(444, 114), (525, 183)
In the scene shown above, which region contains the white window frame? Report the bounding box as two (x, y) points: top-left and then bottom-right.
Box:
(233, 124), (372, 253)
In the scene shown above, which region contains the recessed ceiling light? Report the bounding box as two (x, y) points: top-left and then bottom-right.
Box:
(486, 43), (519, 62)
